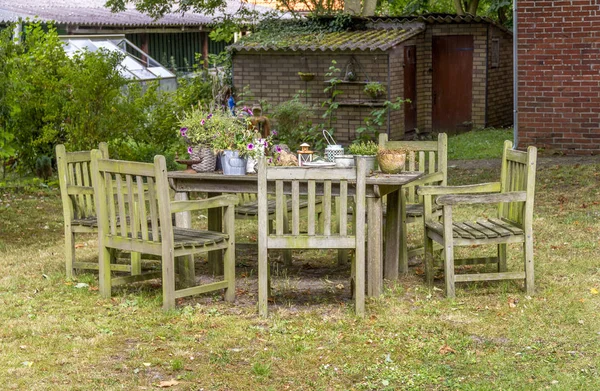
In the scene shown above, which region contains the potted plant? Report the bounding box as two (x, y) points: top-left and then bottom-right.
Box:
(180, 107), (254, 175)
(377, 147), (407, 174)
(298, 72), (315, 82)
(348, 140), (378, 172)
(364, 81), (386, 100)
(179, 107), (219, 172)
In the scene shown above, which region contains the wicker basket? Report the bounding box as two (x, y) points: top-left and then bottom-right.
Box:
(377, 149), (406, 174)
(189, 146), (216, 172)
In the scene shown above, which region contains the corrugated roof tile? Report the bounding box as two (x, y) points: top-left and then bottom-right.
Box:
(230, 26), (425, 52)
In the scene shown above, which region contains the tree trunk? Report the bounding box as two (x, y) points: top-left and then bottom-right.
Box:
(467, 0), (480, 15)
(453, 0), (465, 15)
(344, 0), (361, 14)
(362, 0), (377, 16)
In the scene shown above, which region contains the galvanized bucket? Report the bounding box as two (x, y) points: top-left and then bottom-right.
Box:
(323, 130), (344, 162)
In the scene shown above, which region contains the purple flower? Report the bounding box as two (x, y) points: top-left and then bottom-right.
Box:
(272, 130), (278, 136)
(247, 143), (255, 150)
(268, 158), (273, 164)
(207, 113), (213, 119)
(275, 145), (282, 153)
(200, 119), (205, 125)
(187, 146), (193, 154)
(180, 127), (188, 137)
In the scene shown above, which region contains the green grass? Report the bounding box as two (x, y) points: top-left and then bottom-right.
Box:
(447, 128), (513, 160)
(1, 160), (600, 390)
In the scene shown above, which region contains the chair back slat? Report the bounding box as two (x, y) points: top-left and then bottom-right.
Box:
(291, 180), (300, 236)
(92, 154), (169, 246)
(137, 176), (149, 241)
(322, 181), (332, 235)
(105, 173), (117, 235)
(338, 181), (348, 236)
(260, 165), (360, 240)
(307, 180), (316, 235)
(56, 144), (109, 222)
(275, 181), (285, 235)
(379, 133), (447, 206)
(146, 177), (160, 241)
(499, 140), (537, 226)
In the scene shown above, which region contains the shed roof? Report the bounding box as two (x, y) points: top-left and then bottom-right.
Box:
(229, 25), (425, 52)
(0, 0), (274, 27)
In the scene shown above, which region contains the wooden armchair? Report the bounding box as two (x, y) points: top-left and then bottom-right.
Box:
(90, 152), (237, 309)
(56, 143), (141, 278)
(418, 141), (537, 297)
(378, 133), (447, 273)
(257, 157), (367, 317)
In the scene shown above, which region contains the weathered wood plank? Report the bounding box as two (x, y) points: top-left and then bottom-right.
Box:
(323, 181), (332, 236)
(267, 236), (355, 249)
(307, 180), (316, 236)
(463, 221), (499, 238)
(418, 182), (502, 196)
(454, 222), (486, 239)
(455, 271), (526, 282)
(436, 191), (526, 206)
(292, 180), (300, 236)
(276, 180), (284, 236)
(489, 218), (524, 235)
(477, 219), (511, 237)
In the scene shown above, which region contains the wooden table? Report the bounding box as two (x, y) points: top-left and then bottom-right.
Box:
(168, 170), (423, 297)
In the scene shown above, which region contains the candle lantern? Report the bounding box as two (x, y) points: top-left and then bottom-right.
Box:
(297, 143), (314, 166)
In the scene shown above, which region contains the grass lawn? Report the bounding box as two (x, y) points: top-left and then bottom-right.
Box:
(1, 139), (599, 390)
(447, 128), (513, 160)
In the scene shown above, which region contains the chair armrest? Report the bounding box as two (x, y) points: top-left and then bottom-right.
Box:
(417, 182), (502, 196)
(406, 171), (444, 187)
(171, 194), (239, 214)
(436, 191), (527, 206)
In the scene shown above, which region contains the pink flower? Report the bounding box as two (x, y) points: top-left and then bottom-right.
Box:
(187, 146), (193, 154)
(272, 130), (278, 136)
(180, 127), (188, 137)
(247, 143), (255, 150)
(200, 119), (205, 126)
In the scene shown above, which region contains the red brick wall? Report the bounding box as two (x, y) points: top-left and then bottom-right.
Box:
(517, 1), (600, 154)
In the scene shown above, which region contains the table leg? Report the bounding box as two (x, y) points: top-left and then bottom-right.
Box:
(367, 197), (383, 297)
(384, 190), (400, 280)
(399, 188), (408, 274)
(208, 192), (223, 275)
(174, 192), (195, 287)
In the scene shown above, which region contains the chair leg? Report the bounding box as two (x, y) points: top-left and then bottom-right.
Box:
(162, 251), (176, 310)
(423, 231), (434, 287)
(498, 244), (507, 272)
(131, 252), (142, 276)
(65, 230), (75, 279)
(258, 244), (269, 318)
(224, 248), (235, 303)
(524, 240), (535, 295)
(282, 213), (292, 266)
(443, 239), (455, 298)
(399, 192), (408, 274)
(98, 245), (113, 298)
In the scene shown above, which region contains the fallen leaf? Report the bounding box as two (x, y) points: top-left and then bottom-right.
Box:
(157, 379), (180, 388)
(143, 362), (151, 367)
(75, 243), (85, 249)
(439, 344), (456, 355)
(508, 297), (518, 308)
(590, 288), (598, 295)
(335, 284), (344, 290)
(74, 283), (89, 289)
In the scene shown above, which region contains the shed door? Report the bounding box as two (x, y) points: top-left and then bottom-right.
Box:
(404, 45), (417, 132)
(432, 35), (473, 132)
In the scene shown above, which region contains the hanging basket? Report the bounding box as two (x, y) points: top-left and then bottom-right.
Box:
(189, 146), (217, 172)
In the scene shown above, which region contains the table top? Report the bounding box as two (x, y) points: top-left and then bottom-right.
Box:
(168, 170), (423, 186)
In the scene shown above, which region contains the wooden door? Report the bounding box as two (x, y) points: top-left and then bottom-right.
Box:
(432, 35), (473, 133)
(403, 45), (417, 133)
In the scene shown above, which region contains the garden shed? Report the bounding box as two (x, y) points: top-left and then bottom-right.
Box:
(230, 15), (513, 144)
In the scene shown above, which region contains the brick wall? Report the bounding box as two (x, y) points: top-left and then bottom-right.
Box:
(486, 25), (514, 128)
(517, 1), (600, 154)
(232, 50), (396, 145)
(415, 24), (488, 134)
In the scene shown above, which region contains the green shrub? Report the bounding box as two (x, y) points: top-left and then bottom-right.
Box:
(272, 97), (324, 151)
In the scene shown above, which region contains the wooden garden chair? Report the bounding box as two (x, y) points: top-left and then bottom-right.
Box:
(417, 141), (537, 297)
(257, 157), (367, 317)
(378, 133), (448, 274)
(56, 143), (141, 278)
(90, 152), (237, 309)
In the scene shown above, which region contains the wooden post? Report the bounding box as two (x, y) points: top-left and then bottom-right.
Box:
(174, 192), (195, 287)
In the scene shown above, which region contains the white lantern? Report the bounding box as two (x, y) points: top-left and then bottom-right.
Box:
(297, 143), (314, 166)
